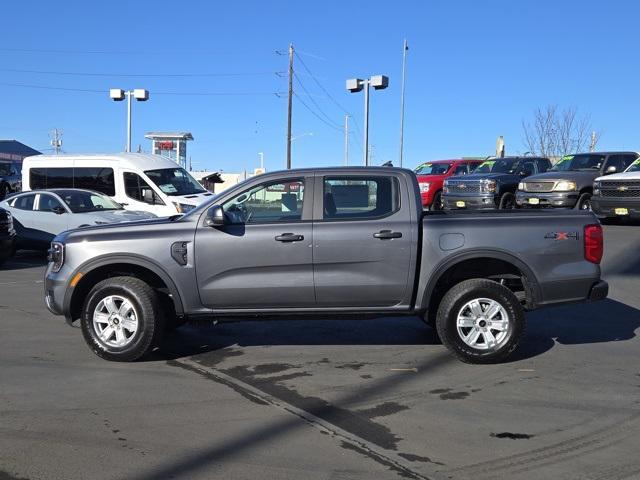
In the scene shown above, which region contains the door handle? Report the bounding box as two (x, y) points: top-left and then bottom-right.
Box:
(275, 233), (304, 242)
(373, 230), (402, 239)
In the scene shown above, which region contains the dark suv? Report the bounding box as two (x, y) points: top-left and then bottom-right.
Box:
(0, 159), (22, 200)
(442, 156), (551, 210)
(516, 152), (638, 211)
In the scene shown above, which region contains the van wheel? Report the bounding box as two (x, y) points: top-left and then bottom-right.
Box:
(436, 279), (525, 364)
(81, 276), (164, 362)
(576, 193), (592, 211)
(498, 192), (516, 209)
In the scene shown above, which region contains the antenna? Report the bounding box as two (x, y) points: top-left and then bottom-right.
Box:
(49, 128), (63, 154)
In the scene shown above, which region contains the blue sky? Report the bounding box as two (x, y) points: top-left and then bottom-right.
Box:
(1, 0), (638, 173)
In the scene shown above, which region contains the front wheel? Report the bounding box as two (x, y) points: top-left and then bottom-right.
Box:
(436, 279), (525, 364)
(498, 192), (516, 209)
(81, 276), (164, 361)
(576, 192), (592, 211)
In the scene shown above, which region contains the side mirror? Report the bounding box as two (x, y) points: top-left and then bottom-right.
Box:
(204, 205), (225, 227)
(605, 165), (617, 174)
(143, 188), (155, 204)
(52, 206), (66, 215)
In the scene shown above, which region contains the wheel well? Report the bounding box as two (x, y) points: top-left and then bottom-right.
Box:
(427, 257), (532, 319)
(579, 187), (593, 195)
(69, 263), (177, 322)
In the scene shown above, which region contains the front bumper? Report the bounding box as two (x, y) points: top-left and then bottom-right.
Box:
(588, 280), (609, 302)
(442, 193), (497, 210)
(516, 191), (578, 208)
(591, 196), (640, 218)
(44, 263), (70, 318)
(0, 232), (16, 259)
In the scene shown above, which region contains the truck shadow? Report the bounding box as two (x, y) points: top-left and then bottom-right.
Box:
(158, 299), (639, 363)
(0, 250), (47, 271)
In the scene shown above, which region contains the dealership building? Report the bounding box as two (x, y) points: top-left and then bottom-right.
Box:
(0, 140), (41, 162)
(145, 132), (193, 169)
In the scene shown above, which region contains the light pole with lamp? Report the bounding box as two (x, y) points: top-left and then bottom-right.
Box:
(346, 75), (388, 166)
(109, 88), (149, 153)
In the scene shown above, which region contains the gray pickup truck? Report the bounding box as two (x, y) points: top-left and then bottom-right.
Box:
(44, 167), (608, 364)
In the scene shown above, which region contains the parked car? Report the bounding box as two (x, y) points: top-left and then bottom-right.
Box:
(44, 167), (607, 364)
(516, 151), (639, 211)
(1, 189), (156, 250)
(592, 156), (640, 220)
(0, 159), (22, 200)
(414, 159), (483, 210)
(442, 156), (551, 210)
(0, 207), (16, 266)
(22, 153), (215, 217)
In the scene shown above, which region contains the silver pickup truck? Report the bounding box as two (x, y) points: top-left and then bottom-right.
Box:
(44, 167), (608, 364)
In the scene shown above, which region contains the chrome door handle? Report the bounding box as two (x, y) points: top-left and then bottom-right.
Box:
(373, 230), (402, 239)
(275, 233), (304, 242)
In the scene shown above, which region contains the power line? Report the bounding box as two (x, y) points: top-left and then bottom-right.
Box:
(293, 92), (342, 132)
(293, 73), (342, 128)
(0, 47), (246, 56)
(0, 67), (279, 78)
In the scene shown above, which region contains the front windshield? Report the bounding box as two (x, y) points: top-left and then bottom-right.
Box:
(550, 154), (605, 171)
(58, 190), (122, 213)
(144, 168), (206, 196)
(626, 158), (640, 173)
(473, 159), (521, 174)
(415, 163), (452, 175)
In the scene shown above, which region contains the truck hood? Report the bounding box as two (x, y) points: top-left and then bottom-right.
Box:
(86, 209), (157, 224)
(167, 191), (215, 206)
(524, 170), (601, 184)
(54, 215), (181, 244)
(594, 171), (640, 182)
(452, 172), (520, 183)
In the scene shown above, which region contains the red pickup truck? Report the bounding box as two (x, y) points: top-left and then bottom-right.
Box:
(415, 159), (483, 210)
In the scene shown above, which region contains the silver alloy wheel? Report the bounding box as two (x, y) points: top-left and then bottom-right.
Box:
(92, 295), (139, 347)
(456, 297), (510, 350)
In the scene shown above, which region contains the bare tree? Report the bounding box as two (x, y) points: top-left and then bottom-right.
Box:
(522, 105), (600, 159)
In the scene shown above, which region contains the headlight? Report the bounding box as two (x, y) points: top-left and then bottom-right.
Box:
(593, 181), (601, 195)
(48, 242), (64, 273)
(593, 181), (601, 189)
(419, 182), (430, 193)
(174, 202), (196, 214)
(553, 180), (577, 192)
(518, 182), (526, 191)
(480, 180), (497, 193)
(443, 180), (449, 194)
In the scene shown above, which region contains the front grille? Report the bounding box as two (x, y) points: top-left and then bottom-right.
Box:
(601, 180), (640, 188)
(600, 180), (640, 198)
(446, 181), (482, 194)
(600, 189), (640, 198)
(522, 181), (555, 193)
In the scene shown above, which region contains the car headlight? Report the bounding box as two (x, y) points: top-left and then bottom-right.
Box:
(419, 182), (430, 193)
(443, 180), (449, 194)
(553, 180), (577, 192)
(480, 180), (497, 193)
(174, 202), (195, 214)
(518, 182), (526, 191)
(48, 242), (64, 273)
(593, 181), (601, 195)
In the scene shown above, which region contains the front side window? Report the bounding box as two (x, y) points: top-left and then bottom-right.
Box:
(37, 194), (65, 212)
(453, 164), (468, 176)
(222, 179), (305, 224)
(56, 190), (122, 213)
(605, 154), (637, 173)
(124, 172), (165, 205)
(144, 168), (206, 196)
(323, 176), (399, 220)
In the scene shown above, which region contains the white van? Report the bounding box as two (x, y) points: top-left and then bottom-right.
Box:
(22, 153), (215, 216)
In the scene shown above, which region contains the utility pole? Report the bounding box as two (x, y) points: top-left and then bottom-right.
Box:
(286, 43), (294, 169)
(347, 75), (388, 166)
(399, 39), (408, 167)
(49, 128), (63, 154)
(344, 115), (350, 166)
(590, 131), (597, 152)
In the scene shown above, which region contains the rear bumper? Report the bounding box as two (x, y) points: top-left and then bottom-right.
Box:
(588, 280), (609, 302)
(516, 191), (578, 208)
(591, 196), (640, 218)
(442, 194), (497, 210)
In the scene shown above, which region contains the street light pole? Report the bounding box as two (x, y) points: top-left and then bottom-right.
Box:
(347, 75), (388, 166)
(110, 88), (149, 153)
(126, 91), (132, 153)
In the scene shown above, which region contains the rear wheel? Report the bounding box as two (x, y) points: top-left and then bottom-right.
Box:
(81, 276), (164, 361)
(436, 279), (525, 364)
(498, 192), (516, 209)
(576, 192), (592, 211)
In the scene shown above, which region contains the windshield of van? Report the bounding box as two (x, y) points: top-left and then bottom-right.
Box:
(56, 190), (123, 213)
(144, 168), (206, 196)
(414, 163), (452, 175)
(550, 154), (605, 171)
(473, 159), (521, 174)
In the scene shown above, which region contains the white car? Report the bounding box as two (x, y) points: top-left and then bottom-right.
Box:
(1, 189), (156, 250)
(592, 158), (640, 220)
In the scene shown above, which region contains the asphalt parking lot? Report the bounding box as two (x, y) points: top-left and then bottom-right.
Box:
(1, 222), (640, 480)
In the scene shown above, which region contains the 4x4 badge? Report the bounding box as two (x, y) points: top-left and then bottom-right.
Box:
(545, 232), (579, 241)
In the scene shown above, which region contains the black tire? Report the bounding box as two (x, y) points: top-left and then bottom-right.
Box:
(0, 184), (8, 201)
(81, 276), (164, 361)
(575, 192), (592, 211)
(498, 192), (516, 210)
(436, 278), (525, 364)
(429, 191), (443, 211)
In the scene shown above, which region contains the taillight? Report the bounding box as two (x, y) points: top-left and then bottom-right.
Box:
(584, 224), (603, 264)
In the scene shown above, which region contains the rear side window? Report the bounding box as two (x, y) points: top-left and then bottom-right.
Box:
(323, 176), (399, 220)
(536, 158), (551, 172)
(14, 194), (35, 210)
(29, 167), (115, 196)
(124, 172), (165, 205)
(605, 154), (637, 173)
(453, 164), (468, 175)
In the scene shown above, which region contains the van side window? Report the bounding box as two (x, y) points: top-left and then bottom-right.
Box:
(29, 167), (115, 196)
(124, 172), (165, 205)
